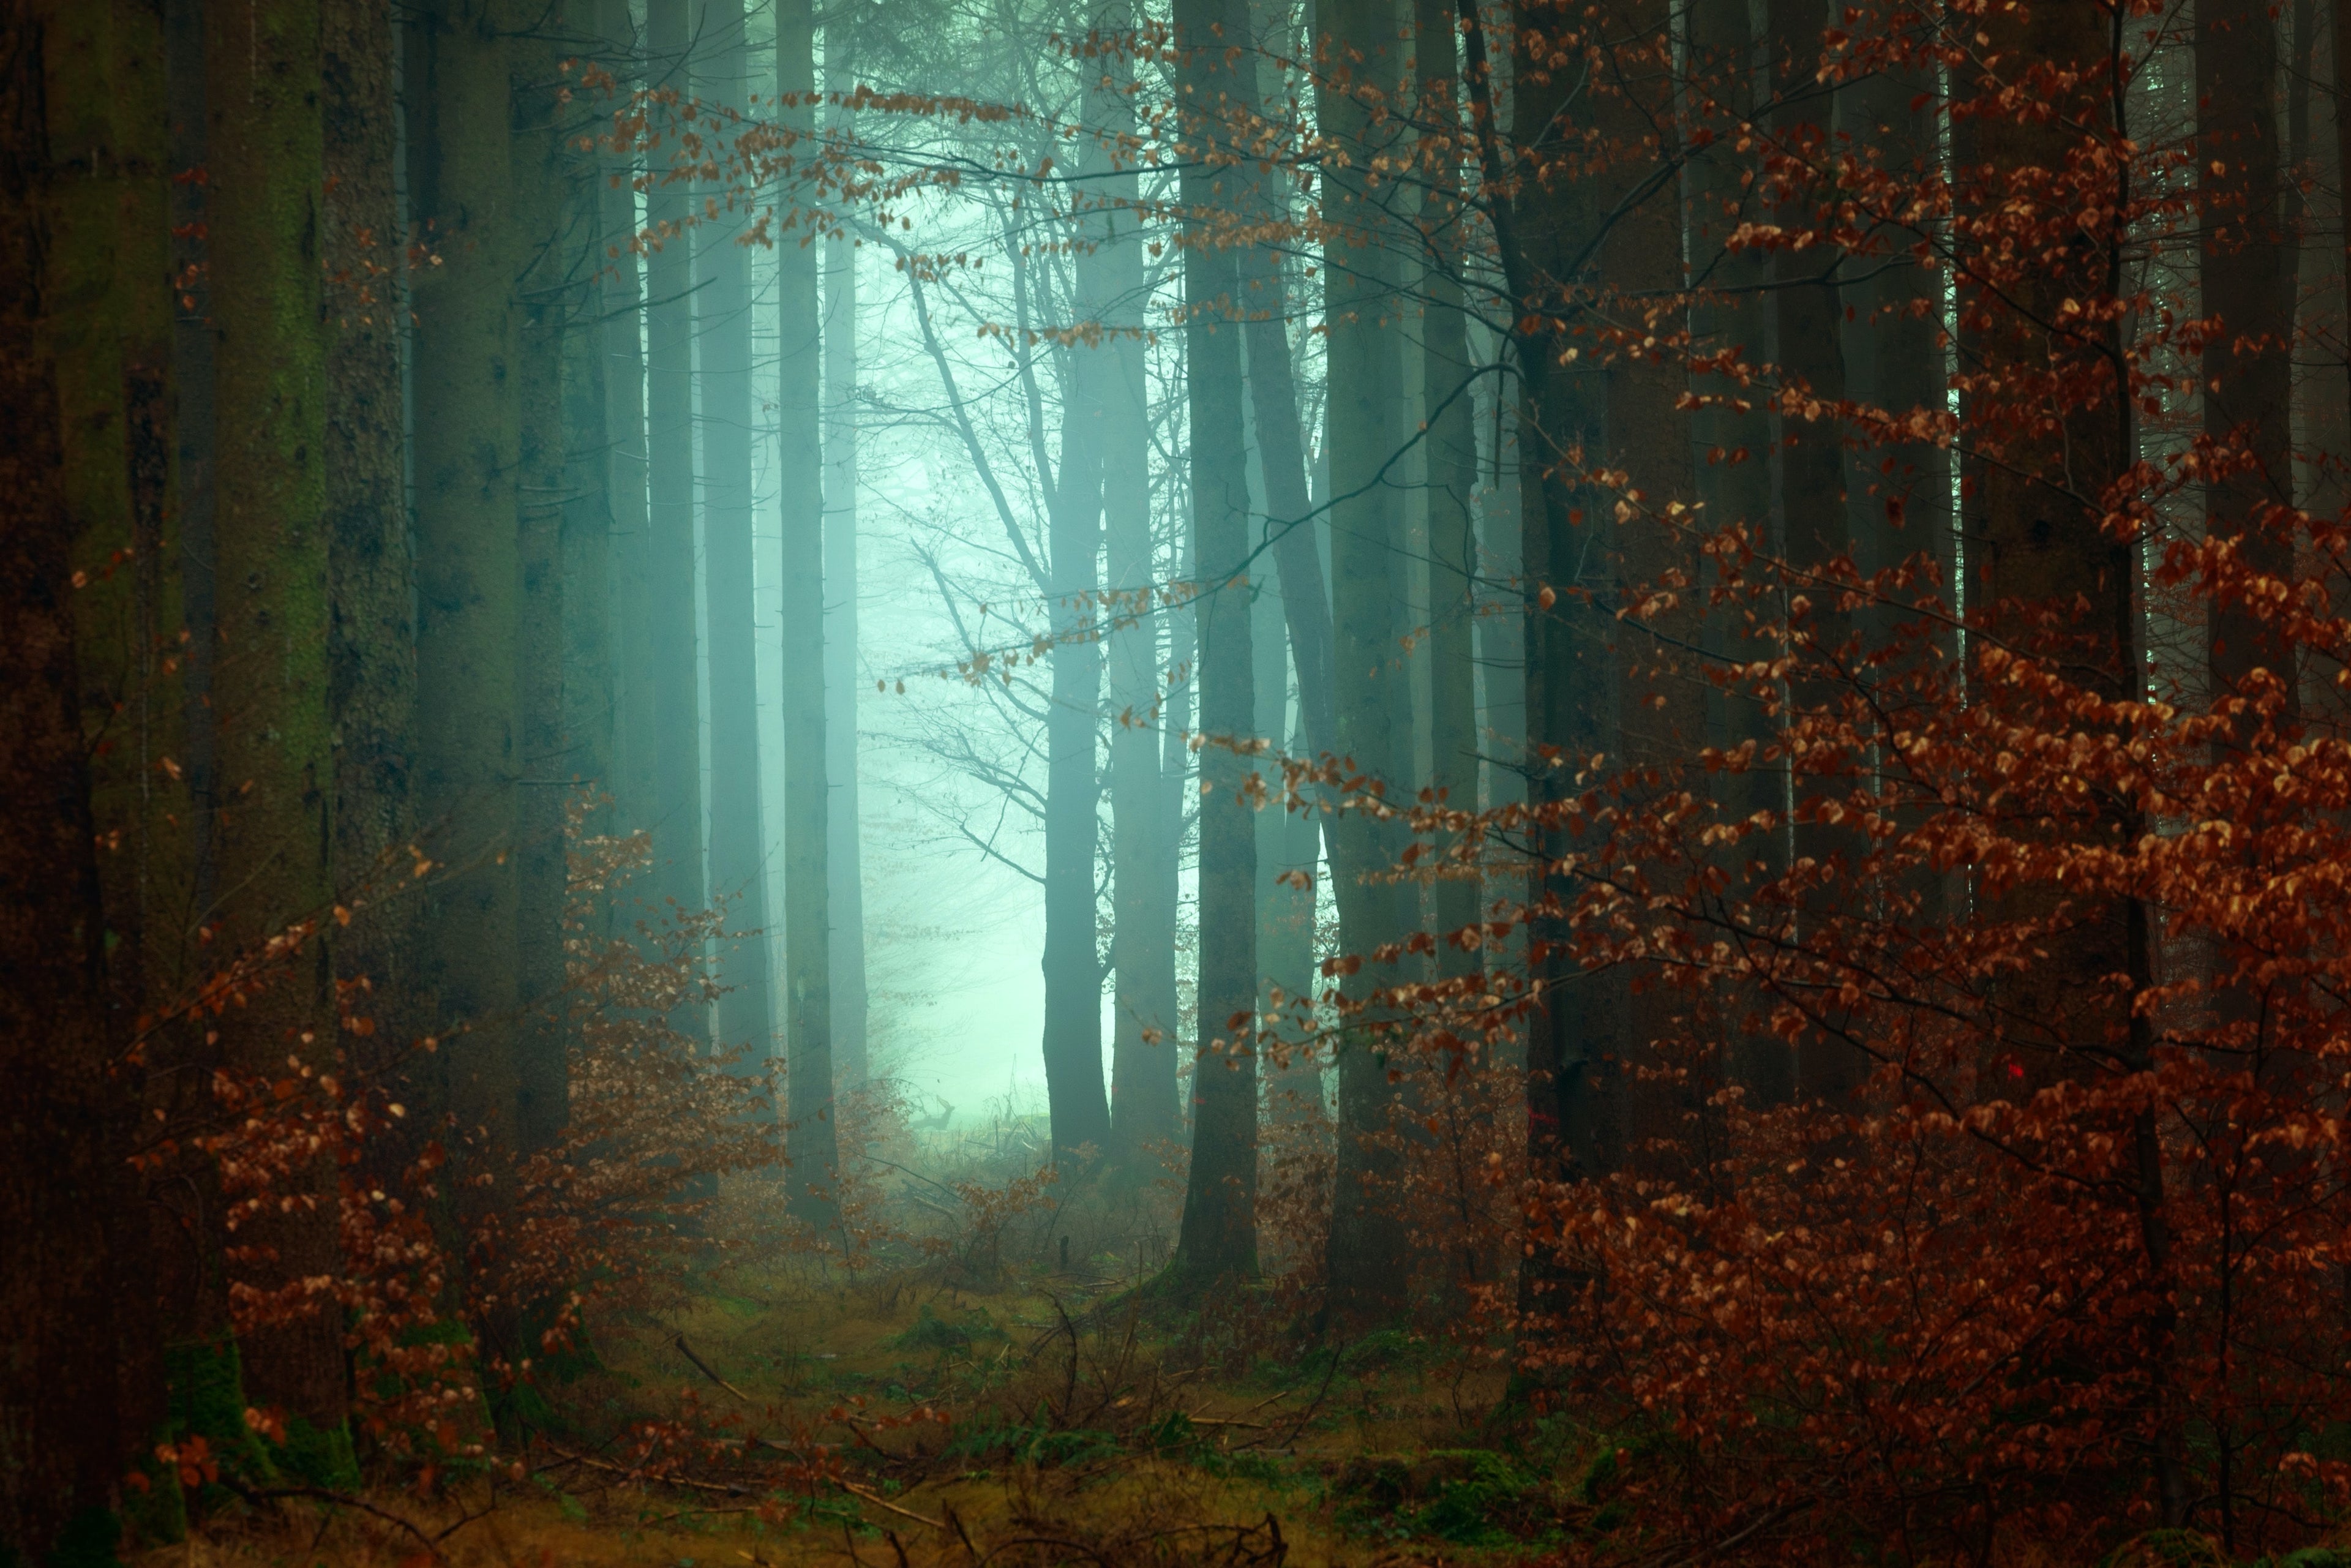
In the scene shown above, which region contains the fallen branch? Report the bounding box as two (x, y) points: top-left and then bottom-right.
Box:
(673, 1332), (755, 1403)
(838, 1479), (947, 1531)
(540, 1442), (751, 1497)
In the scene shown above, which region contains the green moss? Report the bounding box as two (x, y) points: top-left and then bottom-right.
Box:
(163, 1339), (275, 1487)
(117, 1433), (187, 1547)
(270, 1414), (359, 1490)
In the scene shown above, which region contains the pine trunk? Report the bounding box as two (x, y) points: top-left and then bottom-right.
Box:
(778, 0), (841, 1220)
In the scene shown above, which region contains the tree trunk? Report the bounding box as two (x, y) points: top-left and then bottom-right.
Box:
(512, 12), (571, 1170)
(1764, 0), (1858, 1106)
(1320, 0), (1413, 1322)
(1103, 0), (1181, 1157)
(324, 0), (418, 1084)
(1171, 0), (1261, 1270)
(601, 0), (659, 842)
(1416, 0), (1482, 978)
(644, 0), (710, 1012)
(697, 0), (776, 1070)
(1041, 177), (1112, 1168)
(204, 0), (353, 1474)
(2202, 0), (2297, 718)
(823, 10), (870, 1095)
(407, 0), (526, 1196)
(4, 5), (148, 1551)
(778, 0), (841, 1222)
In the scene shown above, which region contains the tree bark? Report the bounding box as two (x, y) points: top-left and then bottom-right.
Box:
(601, 0), (659, 844)
(778, 0), (841, 1222)
(3, 4), (147, 1550)
(644, 0), (710, 1019)
(699, 0), (776, 1070)
(324, 0), (418, 1089)
(1320, 0), (1414, 1322)
(823, 7), (870, 1095)
(407, 0), (527, 1204)
(1102, 0), (1182, 1157)
(1172, 0), (1260, 1275)
(204, 0), (353, 1472)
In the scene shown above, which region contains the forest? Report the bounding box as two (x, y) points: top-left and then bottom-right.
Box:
(10, 0), (2351, 1562)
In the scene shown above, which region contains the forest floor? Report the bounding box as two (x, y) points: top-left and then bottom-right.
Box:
(147, 1248), (1591, 1568)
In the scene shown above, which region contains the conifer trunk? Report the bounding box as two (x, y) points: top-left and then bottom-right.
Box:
(823, 12), (870, 1093)
(324, 0), (418, 1062)
(644, 0), (709, 996)
(3, 6), (144, 1548)
(599, 0), (658, 841)
(700, 0), (776, 1067)
(407, 0), (527, 1179)
(778, 0), (841, 1218)
(206, 0), (352, 1469)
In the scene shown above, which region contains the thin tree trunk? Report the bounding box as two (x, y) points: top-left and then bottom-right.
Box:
(1321, 0), (1413, 1322)
(823, 11), (870, 1095)
(206, 0), (352, 1473)
(778, 0), (840, 1221)
(1171, 0), (1261, 1265)
(645, 0), (709, 1013)
(1764, 0), (1857, 1106)
(1416, 0), (1482, 977)
(1104, 0), (1181, 1157)
(560, 7), (617, 853)
(697, 0), (775, 1070)
(1041, 189), (1112, 1167)
(600, 0), (658, 844)
(513, 12), (571, 1169)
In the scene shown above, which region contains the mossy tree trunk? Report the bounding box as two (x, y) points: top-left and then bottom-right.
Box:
(204, 0), (353, 1476)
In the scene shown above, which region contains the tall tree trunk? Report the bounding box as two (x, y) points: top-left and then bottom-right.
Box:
(823, 10), (870, 1095)
(1104, 0), (1181, 1156)
(324, 0), (418, 1082)
(1320, 0), (1413, 1322)
(778, 0), (840, 1221)
(1836, 3), (1951, 929)
(699, 0), (776, 1068)
(1164, 0), (1261, 1280)
(1960, 0), (2175, 1518)
(1041, 195), (1112, 1168)
(206, 0), (352, 1473)
(512, 10), (570, 1164)
(599, 0), (659, 842)
(645, 0), (709, 1013)
(6, 3), (153, 1552)
(1416, 0), (1482, 977)
(560, 7), (617, 854)
(407, 0), (526, 1210)
(1172, 0), (1261, 1281)
(2202, 0), (2297, 716)
(1764, 0), (1857, 1106)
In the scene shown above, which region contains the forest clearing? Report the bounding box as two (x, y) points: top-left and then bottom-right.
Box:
(16, 0), (2351, 1561)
